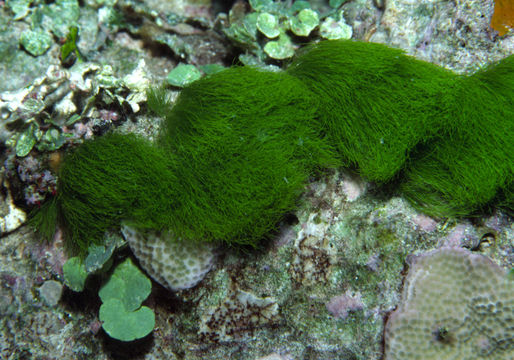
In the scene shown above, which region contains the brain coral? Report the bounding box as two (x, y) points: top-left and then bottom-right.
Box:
(121, 225), (216, 291)
(384, 248), (513, 360)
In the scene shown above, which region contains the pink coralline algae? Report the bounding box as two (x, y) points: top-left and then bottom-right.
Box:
(326, 290), (364, 320)
(16, 156), (57, 206)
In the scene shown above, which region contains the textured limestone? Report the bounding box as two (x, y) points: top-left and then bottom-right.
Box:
(199, 285), (279, 342)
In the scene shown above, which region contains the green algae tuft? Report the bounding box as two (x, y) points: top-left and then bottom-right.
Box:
(286, 40), (456, 182)
(31, 40), (514, 253)
(157, 67), (338, 245)
(400, 55), (514, 216)
(55, 133), (177, 252)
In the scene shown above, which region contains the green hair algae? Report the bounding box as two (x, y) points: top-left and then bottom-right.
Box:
(53, 133), (177, 252)
(286, 40), (456, 182)
(31, 40), (514, 252)
(400, 56), (514, 216)
(156, 67), (337, 245)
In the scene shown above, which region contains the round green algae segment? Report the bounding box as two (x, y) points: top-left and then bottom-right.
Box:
(57, 133), (178, 252)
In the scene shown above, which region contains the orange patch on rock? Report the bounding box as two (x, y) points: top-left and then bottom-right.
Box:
(491, 0), (514, 35)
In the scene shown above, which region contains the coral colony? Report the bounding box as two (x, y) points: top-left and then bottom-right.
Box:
(384, 248), (513, 360)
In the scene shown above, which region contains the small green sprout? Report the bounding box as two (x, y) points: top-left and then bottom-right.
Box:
(65, 114), (82, 126)
(319, 11), (353, 40)
(15, 124), (70, 156)
(99, 299), (155, 342)
(16, 122), (41, 157)
(257, 12), (281, 38)
(263, 33), (295, 59)
(63, 257), (88, 292)
(63, 235), (123, 292)
(223, 0), (353, 62)
(99, 258), (151, 311)
(35, 128), (69, 152)
(61, 26), (83, 65)
(167, 64), (203, 87)
(199, 64), (226, 75)
(63, 243), (155, 342)
(290, 9), (319, 37)
(84, 242), (116, 273)
(166, 64), (226, 87)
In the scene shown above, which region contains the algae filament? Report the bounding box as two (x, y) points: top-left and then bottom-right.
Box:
(32, 40), (514, 253)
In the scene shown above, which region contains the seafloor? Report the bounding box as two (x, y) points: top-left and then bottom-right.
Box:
(1, 1), (513, 359)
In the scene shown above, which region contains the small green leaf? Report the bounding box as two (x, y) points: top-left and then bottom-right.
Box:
(223, 13), (259, 47)
(199, 64), (226, 75)
(249, 0), (273, 11)
(65, 114), (81, 125)
(99, 258), (151, 312)
(289, 1), (311, 14)
(20, 29), (53, 56)
(329, 0), (348, 8)
(238, 53), (261, 66)
(257, 13), (280, 39)
(320, 15), (353, 40)
(16, 123), (40, 157)
(84, 242), (115, 273)
(61, 26), (81, 63)
(263, 34), (295, 60)
(63, 257), (88, 292)
(35, 128), (67, 152)
(290, 9), (319, 37)
(243, 12), (259, 38)
(166, 64), (202, 87)
(99, 299), (155, 342)
(6, 0), (31, 20)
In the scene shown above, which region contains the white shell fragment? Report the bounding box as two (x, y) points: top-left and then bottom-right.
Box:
(0, 176), (27, 235)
